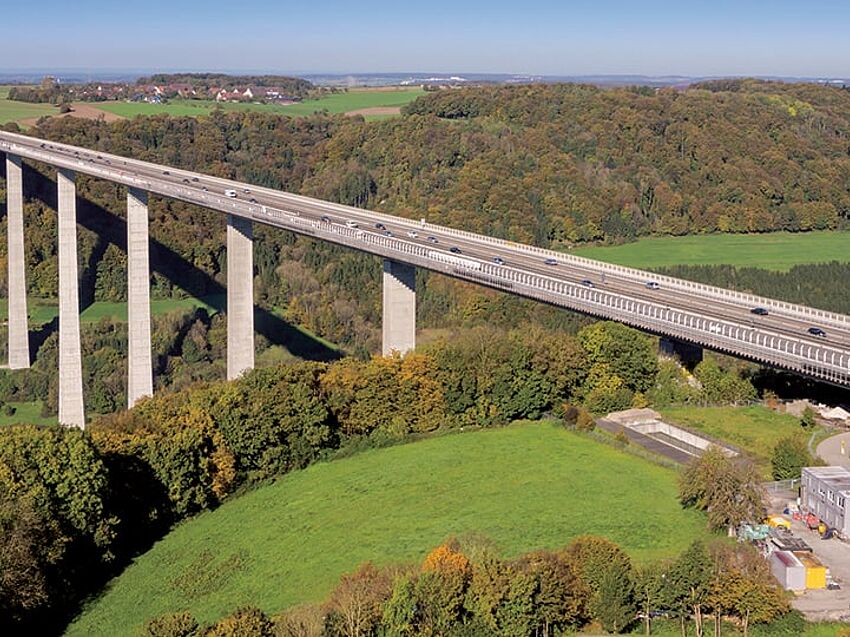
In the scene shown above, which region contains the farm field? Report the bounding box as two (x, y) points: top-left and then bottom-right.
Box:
(660, 404), (812, 476)
(91, 88), (425, 121)
(0, 85), (56, 125)
(573, 231), (850, 271)
(67, 420), (711, 635)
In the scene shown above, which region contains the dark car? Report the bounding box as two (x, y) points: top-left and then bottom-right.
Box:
(249, 198), (258, 203)
(243, 188), (251, 194)
(163, 170), (170, 175)
(493, 256), (506, 265)
(580, 279), (594, 287)
(192, 177), (199, 182)
(808, 327), (827, 338)
(427, 236), (439, 243)
(182, 178), (190, 184)
(321, 215), (331, 223)
(375, 223), (386, 230)
(750, 307), (769, 316)
(449, 246), (462, 254)
(201, 186), (209, 191)
(544, 258), (558, 266)
(384, 230), (393, 237)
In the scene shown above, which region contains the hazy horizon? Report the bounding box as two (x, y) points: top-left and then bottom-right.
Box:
(2, 0), (849, 77)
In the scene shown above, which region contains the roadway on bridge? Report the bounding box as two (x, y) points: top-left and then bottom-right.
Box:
(3, 131), (850, 375)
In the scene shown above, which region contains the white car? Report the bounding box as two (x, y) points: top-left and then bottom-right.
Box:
(345, 220), (359, 228)
(224, 189), (237, 198)
(407, 231), (418, 238)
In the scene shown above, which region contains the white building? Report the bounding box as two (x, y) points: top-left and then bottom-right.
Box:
(801, 466), (850, 537)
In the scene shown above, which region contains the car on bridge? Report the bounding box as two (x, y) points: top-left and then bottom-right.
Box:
(645, 281), (660, 290)
(406, 231), (418, 238)
(544, 258), (558, 266)
(493, 256), (506, 265)
(751, 307), (769, 316)
(427, 236), (438, 243)
(375, 223), (386, 230)
(346, 220), (359, 228)
(580, 279), (594, 287)
(808, 327), (827, 338)
(225, 189), (237, 198)
(449, 246), (462, 254)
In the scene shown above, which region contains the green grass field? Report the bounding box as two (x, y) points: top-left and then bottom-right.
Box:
(0, 295), (223, 326)
(573, 231), (850, 271)
(660, 405), (810, 476)
(67, 421), (710, 635)
(0, 85), (57, 125)
(92, 88), (425, 121)
(0, 401), (55, 426)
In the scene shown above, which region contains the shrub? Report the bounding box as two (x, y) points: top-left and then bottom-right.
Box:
(140, 611), (199, 637)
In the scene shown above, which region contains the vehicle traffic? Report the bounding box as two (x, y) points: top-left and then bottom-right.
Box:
(224, 189), (237, 198)
(751, 307), (769, 316)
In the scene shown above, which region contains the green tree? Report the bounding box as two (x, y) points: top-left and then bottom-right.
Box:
(594, 563), (636, 634)
(679, 448), (766, 532)
(771, 435), (813, 481)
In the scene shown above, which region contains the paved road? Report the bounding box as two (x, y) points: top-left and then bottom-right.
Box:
(2, 130), (850, 386)
(817, 432), (850, 468)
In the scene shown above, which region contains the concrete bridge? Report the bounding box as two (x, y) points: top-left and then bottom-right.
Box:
(2, 130), (849, 427)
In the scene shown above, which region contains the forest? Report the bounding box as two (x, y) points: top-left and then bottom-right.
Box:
(1, 79), (849, 412)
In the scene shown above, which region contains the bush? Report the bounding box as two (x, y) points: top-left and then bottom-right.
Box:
(575, 409), (595, 431)
(140, 611), (199, 637)
(771, 435), (812, 481)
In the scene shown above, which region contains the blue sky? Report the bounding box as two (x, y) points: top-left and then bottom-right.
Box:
(1, 0), (848, 76)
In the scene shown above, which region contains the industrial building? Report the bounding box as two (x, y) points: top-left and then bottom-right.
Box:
(800, 466), (850, 537)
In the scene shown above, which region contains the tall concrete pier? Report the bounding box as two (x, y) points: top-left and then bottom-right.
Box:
(5, 154), (30, 369)
(57, 169), (85, 428)
(127, 188), (153, 407)
(226, 214), (254, 380)
(382, 259), (416, 356)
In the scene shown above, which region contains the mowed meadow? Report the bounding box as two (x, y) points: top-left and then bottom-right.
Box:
(90, 87), (426, 121)
(67, 421), (710, 635)
(573, 230), (850, 271)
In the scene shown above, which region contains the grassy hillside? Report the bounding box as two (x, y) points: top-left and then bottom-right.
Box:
(67, 421), (710, 635)
(660, 405), (811, 476)
(91, 88), (425, 121)
(573, 231), (850, 271)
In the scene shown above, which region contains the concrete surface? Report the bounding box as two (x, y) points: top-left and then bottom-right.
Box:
(126, 188), (153, 407)
(382, 259), (416, 356)
(226, 214), (254, 380)
(817, 432), (850, 470)
(5, 154), (29, 369)
(57, 169), (85, 428)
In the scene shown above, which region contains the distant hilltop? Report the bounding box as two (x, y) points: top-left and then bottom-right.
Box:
(1, 70), (849, 89)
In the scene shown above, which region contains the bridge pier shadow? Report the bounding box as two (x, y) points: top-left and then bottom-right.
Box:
(19, 162), (342, 364)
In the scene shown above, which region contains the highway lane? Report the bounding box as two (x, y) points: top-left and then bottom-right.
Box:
(3, 130), (850, 381)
